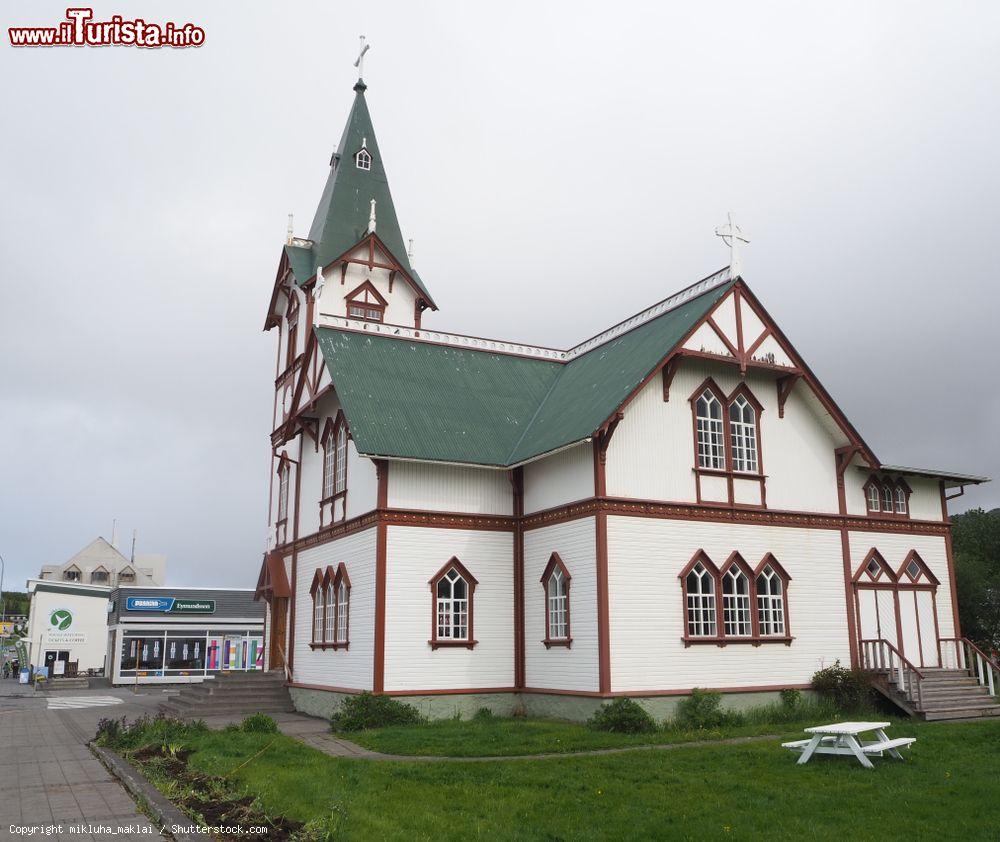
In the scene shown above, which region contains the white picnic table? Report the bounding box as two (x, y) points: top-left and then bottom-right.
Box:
(782, 721), (915, 769)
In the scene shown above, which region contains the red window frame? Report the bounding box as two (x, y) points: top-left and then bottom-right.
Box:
(540, 552), (572, 648)
(680, 549), (792, 647)
(428, 557), (478, 650)
(345, 280), (387, 324)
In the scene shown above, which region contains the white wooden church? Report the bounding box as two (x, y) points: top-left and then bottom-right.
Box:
(254, 67), (989, 720)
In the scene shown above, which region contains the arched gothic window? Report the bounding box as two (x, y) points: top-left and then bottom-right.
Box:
(696, 389), (725, 470)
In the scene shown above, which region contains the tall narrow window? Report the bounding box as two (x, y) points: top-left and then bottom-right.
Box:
(866, 482), (881, 512)
(334, 421), (347, 495)
(881, 483), (894, 514)
(756, 565), (786, 636)
(336, 579), (349, 643)
(429, 559), (478, 648)
(277, 459), (290, 522)
(322, 425), (336, 500)
(722, 565), (752, 636)
(541, 553), (572, 646)
(437, 570), (468, 640)
(895, 486), (908, 515)
(696, 389), (725, 470)
(311, 577), (323, 645)
(324, 579), (335, 644)
(686, 562), (717, 637)
(729, 395), (758, 473)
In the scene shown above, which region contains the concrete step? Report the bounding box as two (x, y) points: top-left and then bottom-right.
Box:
(923, 704), (1000, 721)
(46, 677), (90, 690)
(161, 701), (294, 717)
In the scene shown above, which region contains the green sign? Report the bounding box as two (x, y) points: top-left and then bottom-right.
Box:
(171, 599), (215, 614)
(49, 609), (73, 630)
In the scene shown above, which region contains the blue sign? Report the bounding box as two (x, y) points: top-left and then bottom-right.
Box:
(126, 596), (174, 612)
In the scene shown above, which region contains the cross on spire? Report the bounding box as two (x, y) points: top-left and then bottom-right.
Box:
(354, 35), (370, 81)
(715, 212), (750, 278)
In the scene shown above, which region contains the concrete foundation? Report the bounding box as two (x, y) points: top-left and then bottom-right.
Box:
(290, 686), (817, 724)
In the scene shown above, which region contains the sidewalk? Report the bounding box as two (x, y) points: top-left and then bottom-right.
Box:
(0, 679), (165, 840)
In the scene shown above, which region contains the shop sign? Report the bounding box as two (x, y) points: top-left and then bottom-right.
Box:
(125, 597), (215, 614)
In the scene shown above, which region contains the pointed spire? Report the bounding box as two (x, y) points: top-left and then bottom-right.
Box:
(306, 75), (434, 309)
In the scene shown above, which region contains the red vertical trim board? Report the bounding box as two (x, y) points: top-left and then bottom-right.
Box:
(512, 467), (526, 689)
(374, 460), (389, 693)
(593, 440), (611, 695)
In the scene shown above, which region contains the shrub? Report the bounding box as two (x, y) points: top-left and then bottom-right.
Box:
(811, 661), (873, 711)
(673, 688), (745, 729)
(330, 692), (423, 732)
(587, 697), (657, 734)
(241, 713), (278, 733)
(472, 707), (496, 723)
(779, 688), (801, 710)
(95, 716), (125, 747)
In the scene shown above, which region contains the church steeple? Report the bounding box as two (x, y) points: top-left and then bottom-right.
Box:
(307, 79), (422, 291)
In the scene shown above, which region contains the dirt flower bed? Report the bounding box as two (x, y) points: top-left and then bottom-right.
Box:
(95, 715), (314, 841)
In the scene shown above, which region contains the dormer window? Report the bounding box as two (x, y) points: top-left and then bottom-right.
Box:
(356, 138), (372, 171)
(91, 567), (110, 584)
(119, 567), (136, 583)
(345, 280), (387, 324)
(63, 566), (81, 582)
(863, 475), (910, 519)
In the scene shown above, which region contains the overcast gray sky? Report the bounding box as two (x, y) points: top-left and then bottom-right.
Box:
(2, 1), (997, 589)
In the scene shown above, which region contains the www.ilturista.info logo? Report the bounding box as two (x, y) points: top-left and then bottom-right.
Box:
(49, 609), (74, 631)
(9, 7), (205, 48)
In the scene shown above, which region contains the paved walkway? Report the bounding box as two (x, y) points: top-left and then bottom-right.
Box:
(0, 678), (170, 840)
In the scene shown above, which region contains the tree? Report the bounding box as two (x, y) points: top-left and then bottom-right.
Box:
(951, 508), (1000, 653)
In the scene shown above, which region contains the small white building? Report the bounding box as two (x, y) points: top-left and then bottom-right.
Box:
(25, 579), (110, 676)
(255, 73), (990, 720)
(39, 536), (165, 588)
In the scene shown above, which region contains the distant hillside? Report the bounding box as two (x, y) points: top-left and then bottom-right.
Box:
(1, 591), (29, 616)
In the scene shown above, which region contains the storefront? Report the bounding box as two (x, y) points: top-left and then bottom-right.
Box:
(107, 587), (264, 684)
(25, 579), (111, 676)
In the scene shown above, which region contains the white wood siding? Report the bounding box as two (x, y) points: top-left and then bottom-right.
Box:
(847, 530), (955, 640)
(293, 528), (377, 690)
(345, 444), (378, 520)
(523, 518), (599, 692)
(315, 260), (419, 328)
(383, 526), (514, 691)
(388, 461), (512, 515)
(523, 443), (594, 514)
(604, 359), (841, 515)
(606, 516), (851, 692)
(906, 476), (945, 522)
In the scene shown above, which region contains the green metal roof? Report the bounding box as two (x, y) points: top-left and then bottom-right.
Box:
(314, 278), (734, 466)
(315, 329), (561, 465)
(305, 82), (435, 306)
(284, 243), (315, 285)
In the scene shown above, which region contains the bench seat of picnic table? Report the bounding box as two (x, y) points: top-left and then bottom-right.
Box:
(859, 737), (916, 754)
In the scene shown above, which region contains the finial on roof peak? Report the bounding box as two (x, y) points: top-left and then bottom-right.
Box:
(353, 35), (370, 90)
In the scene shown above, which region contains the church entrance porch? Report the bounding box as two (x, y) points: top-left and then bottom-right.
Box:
(853, 550), (941, 669)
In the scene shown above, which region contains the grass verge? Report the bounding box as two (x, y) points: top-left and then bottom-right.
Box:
(102, 717), (1000, 840)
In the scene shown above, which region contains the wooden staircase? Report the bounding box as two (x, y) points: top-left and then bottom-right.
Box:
(160, 670), (293, 718)
(862, 638), (1000, 721)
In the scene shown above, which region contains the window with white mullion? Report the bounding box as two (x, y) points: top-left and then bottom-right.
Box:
(312, 590), (323, 644)
(696, 390), (725, 470)
(881, 484), (894, 514)
(336, 581), (349, 643)
(277, 463), (290, 521)
(895, 486), (907, 514)
(324, 583), (335, 643)
(756, 567), (785, 636)
(722, 568), (752, 636)
(729, 396), (758, 473)
(436, 569), (469, 640)
(322, 434), (336, 499)
(547, 569), (568, 640)
(334, 424), (348, 495)
(867, 483), (881, 512)
(686, 563), (717, 637)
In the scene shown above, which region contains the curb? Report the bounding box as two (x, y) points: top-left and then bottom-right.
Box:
(90, 743), (199, 842)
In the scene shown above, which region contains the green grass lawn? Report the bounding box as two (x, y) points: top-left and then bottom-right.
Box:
(141, 718), (1000, 840)
(342, 715), (856, 757)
